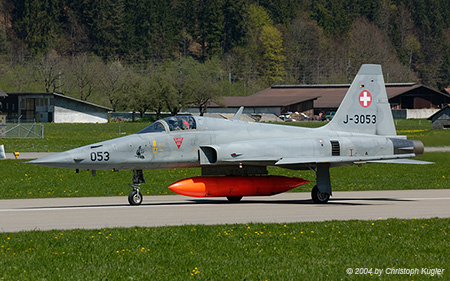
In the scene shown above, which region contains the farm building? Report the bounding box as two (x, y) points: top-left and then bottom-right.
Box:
(0, 89), (6, 109)
(427, 105), (450, 129)
(200, 83), (450, 119)
(0, 92), (111, 123)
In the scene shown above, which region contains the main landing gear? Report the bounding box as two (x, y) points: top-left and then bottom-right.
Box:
(311, 185), (330, 203)
(311, 163), (332, 204)
(128, 170), (145, 205)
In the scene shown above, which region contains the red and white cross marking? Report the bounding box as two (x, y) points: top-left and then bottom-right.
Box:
(359, 90), (372, 108)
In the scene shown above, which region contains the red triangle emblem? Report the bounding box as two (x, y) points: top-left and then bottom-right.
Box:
(173, 138), (184, 149)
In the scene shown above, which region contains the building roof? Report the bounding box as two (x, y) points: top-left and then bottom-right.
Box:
(427, 104), (450, 120)
(7, 92), (112, 111)
(0, 89), (7, 98)
(210, 83), (447, 110)
(217, 92), (318, 107)
(53, 93), (112, 111)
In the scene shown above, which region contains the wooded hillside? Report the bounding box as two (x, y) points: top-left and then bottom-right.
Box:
(1, 0), (450, 113)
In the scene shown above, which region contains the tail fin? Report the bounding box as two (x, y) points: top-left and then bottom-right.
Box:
(323, 64), (396, 136)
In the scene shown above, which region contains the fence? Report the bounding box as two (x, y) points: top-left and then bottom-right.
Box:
(0, 122), (44, 139)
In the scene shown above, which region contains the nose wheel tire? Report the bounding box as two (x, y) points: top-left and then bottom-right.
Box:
(311, 185), (330, 204)
(128, 190), (143, 205)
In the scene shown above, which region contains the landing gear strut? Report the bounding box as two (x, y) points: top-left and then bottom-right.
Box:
(311, 163), (332, 204)
(128, 170), (145, 206)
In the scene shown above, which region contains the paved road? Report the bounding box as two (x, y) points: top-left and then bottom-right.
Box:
(424, 146), (450, 152)
(1, 189), (450, 233)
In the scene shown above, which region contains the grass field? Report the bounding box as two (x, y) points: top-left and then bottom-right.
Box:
(1, 119), (450, 153)
(0, 218), (448, 280)
(0, 152), (448, 200)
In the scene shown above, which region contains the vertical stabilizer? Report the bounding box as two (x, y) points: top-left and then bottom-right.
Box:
(323, 64), (396, 136)
(232, 106), (244, 120)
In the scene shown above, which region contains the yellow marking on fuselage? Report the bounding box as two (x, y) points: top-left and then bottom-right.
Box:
(152, 140), (158, 154)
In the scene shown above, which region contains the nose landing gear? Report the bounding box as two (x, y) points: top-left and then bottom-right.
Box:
(128, 170), (145, 205)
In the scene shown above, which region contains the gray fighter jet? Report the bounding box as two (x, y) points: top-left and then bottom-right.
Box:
(30, 64), (429, 205)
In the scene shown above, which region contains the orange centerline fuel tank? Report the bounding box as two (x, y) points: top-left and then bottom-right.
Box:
(168, 176), (308, 198)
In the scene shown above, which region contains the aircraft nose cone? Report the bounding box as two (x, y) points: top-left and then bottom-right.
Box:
(28, 151), (83, 168)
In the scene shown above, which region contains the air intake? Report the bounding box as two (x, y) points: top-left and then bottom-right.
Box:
(330, 140), (340, 156)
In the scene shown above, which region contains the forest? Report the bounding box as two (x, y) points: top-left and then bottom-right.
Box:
(1, 0), (450, 114)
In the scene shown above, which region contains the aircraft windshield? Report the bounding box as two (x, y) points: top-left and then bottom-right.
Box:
(136, 116), (196, 134)
(165, 116), (196, 131)
(136, 121), (167, 134)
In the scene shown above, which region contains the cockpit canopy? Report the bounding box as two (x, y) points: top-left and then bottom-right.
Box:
(136, 116), (196, 134)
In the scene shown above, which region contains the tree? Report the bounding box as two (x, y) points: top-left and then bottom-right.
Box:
(148, 70), (176, 119)
(98, 60), (127, 112)
(222, 0), (245, 53)
(9, 0), (63, 55)
(404, 36), (421, 68)
(81, 0), (125, 58)
(438, 45), (450, 89)
(122, 68), (152, 121)
(184, 57), (223, 115)
(260, 25), (286, 85)
(228, 4), (274, 89)
(285, 14), (326, 84)
(347, 17), (416, 82)
(64, 54), (101, 101)
(198, 0), (224, 60)
(33, 51), (63, 92)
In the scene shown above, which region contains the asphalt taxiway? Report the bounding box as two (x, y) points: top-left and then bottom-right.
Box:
(1, 189), (450, 232)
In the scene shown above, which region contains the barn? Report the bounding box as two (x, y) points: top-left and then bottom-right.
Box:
(0, 92), (111, 123)
(202, 83), (450, 119)
(427, 105), (450, 129)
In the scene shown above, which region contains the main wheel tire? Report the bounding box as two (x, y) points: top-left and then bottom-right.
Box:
(311, 185), (330, 204)
(226, 196), (243, 203)
(128, 190), (143, 205)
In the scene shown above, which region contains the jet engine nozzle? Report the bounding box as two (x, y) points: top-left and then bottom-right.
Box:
(412, 140), (424, 157)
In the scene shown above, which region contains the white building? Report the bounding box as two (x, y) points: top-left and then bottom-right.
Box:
(1, 92), (111, 123)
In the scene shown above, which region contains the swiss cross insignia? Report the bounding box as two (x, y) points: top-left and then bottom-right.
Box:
(359, 90), (372, 108)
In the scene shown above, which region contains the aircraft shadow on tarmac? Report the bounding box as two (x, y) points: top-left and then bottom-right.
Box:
(187, 197), (413, 206)
(21, 197), (413, 210)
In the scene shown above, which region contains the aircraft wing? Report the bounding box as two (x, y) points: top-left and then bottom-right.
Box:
(366, 159), (434, 165)
(274, 155), (433, 166)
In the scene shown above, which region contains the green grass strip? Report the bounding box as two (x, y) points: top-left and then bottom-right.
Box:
(0, 218), (448, 280)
